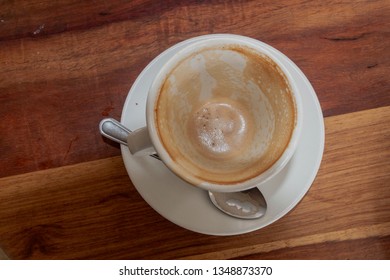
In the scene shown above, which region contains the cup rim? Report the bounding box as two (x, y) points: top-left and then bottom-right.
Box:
(146, 35), (303, 192)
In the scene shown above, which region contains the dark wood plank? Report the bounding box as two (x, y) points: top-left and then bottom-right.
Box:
(1, 0), (389, 177)
(0, 0), (158, 40)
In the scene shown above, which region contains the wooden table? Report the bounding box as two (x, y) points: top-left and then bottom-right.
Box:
(0, 0), (389, 260)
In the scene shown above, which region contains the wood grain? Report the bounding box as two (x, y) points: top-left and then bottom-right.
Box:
(1, 0), (389, 177)
(187, 224), (390, 259)
(0, 106), (389, 259)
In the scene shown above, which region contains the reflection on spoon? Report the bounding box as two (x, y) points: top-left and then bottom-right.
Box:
(208, 188), (267, 219)
(226, 199), (258, 213)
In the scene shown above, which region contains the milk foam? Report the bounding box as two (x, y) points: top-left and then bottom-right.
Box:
(190, 99), (252, 158)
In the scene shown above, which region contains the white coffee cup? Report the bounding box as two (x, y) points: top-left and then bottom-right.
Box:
(127, 35), (302, 193)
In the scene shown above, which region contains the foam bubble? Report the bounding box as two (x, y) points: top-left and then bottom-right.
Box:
(190, 100), (251, 158)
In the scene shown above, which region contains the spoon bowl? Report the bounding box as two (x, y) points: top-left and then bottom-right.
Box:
(208, 188), (267, 219)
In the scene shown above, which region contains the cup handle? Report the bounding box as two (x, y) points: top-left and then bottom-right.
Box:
(127, 127), (156, 156)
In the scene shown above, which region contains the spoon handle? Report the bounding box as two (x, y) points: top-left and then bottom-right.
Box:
(99, 118), (131, 146)
(99, 118), (160, 160)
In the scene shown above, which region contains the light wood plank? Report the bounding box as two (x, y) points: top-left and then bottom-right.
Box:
(183, 223), (390, 259)
(0, 106), (389, 259)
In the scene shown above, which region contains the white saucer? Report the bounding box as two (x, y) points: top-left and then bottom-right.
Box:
(120, 34), (325, 236)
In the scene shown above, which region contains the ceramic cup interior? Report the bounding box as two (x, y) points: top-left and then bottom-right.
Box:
(147, 37), (302, 192)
